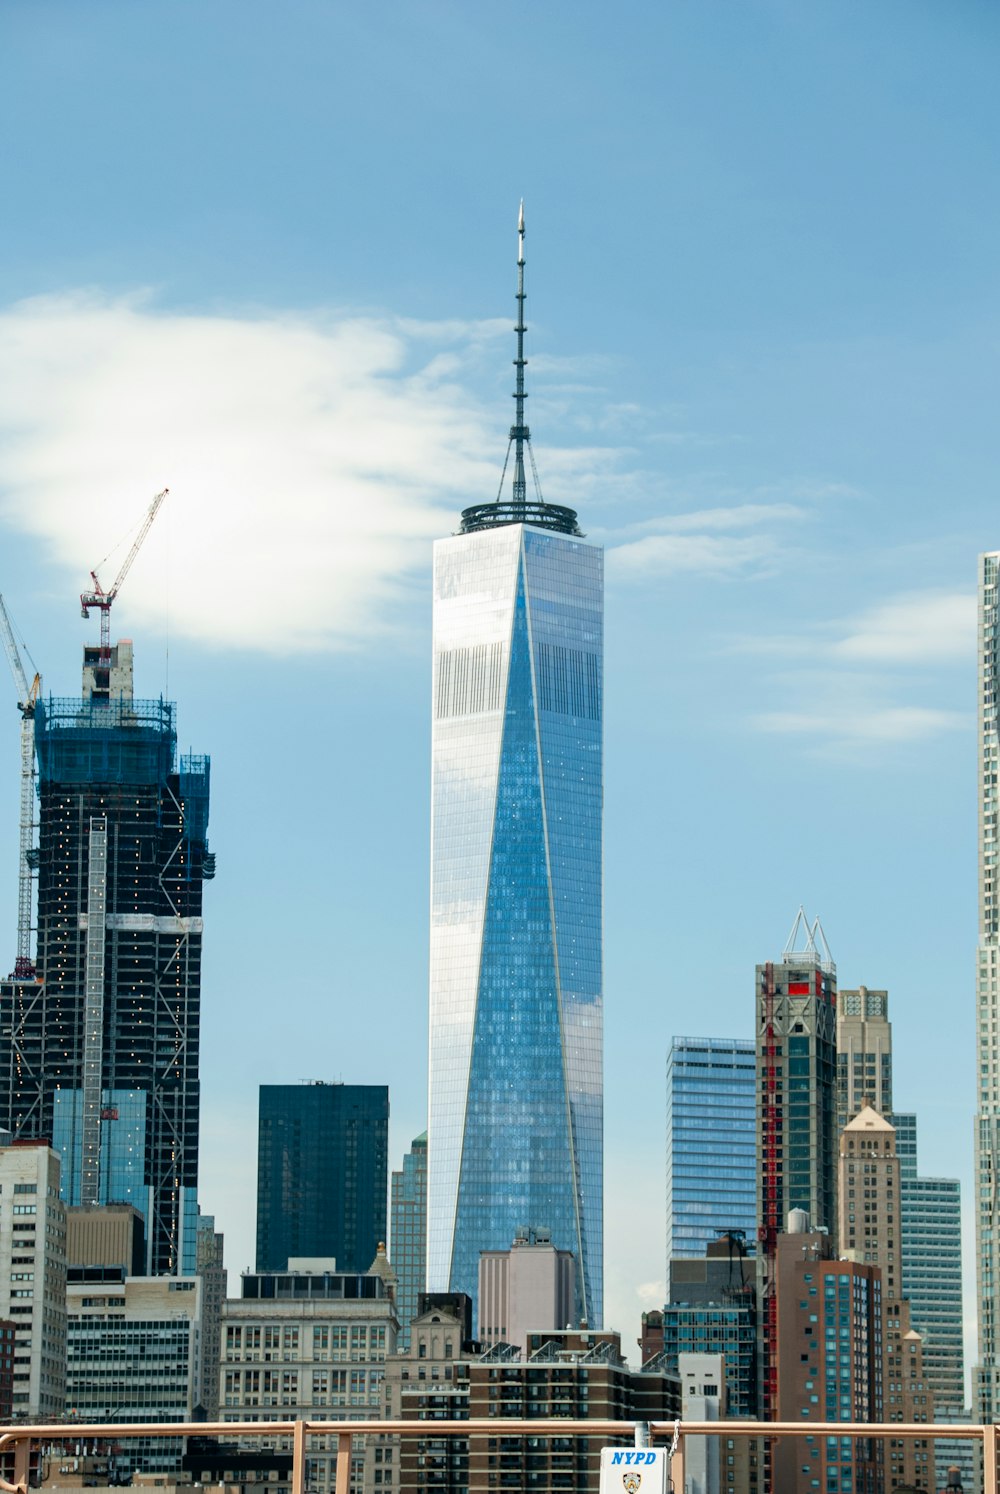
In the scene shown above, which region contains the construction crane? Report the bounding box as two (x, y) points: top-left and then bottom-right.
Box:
(0, 595), (41, 979)
(80, 487), (168, 665)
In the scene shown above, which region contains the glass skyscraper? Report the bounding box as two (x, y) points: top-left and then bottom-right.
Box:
(426, 207), (603, 1328)
(256, 1082), (389, 1273)
(665, 1037), (756, 1277)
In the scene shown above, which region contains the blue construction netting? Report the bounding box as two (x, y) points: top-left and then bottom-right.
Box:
(179, 754), (211, 842)
(34, 695), (177, 786)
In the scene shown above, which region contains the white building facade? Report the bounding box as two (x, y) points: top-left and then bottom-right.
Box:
(0, 1141), (66, 1417)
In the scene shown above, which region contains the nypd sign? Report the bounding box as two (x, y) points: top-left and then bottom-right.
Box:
(599, 1447), (669, 1494)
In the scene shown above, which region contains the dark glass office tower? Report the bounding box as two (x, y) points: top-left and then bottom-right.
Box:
(256, 1082), (389, 1273)
(0, 639), (212, 1275)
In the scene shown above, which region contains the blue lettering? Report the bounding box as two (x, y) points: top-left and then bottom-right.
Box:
(611, 1452), (624, 1465)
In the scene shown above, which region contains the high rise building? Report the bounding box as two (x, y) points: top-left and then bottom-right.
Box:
(426, 207), (603, 1328)
(756, 910), (837, 1430)
(66, 1270), (201, 1473)
(256, 1082), (389, 1273)
(477, 1227), (576, 1349)
(656, 1233), (757, 1421)
(390, 1131), (427, 1349)
(666, 1036), (756, 1278)
(0, 640), (212, 1274)
(836, 985), (892, 1133)
(975, 548), (1000, 1422)
(894, 1112), (970, 1491)
(772, 1222), (882, 1494)
(0, 1141), (66, 1417)
(838, 1104), (934, 1491)
(196, 1211), (227, 1418)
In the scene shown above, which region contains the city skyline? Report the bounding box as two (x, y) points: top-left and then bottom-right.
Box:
(0, 1), (996, 1359)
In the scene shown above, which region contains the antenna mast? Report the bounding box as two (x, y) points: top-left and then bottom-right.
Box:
(511, 200), (529, 511)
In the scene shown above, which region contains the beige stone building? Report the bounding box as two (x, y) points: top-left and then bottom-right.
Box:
(839, 1104), (935, 1491)
(0, 1141), (66, 1417)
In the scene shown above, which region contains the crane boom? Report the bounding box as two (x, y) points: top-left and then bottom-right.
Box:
(0, 595), (41, 978)
(80, 487), (168, 661)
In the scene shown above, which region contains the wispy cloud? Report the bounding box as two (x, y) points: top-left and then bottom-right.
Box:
(605, 500), (805, 578)
(735, 589), (976, 667)
(0, 292), (621, 652)
(754, 705), (966, 744)
(830, 591), (975, 664)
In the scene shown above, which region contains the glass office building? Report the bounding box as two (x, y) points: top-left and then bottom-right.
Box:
(427, 520), (604, 1329)
(256, 1082), (389, 1273)
(666, 1037), (756, 1278)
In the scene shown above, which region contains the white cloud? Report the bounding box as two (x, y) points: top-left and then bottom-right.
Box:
(603, 501), (805, 579)
(830, 591), (975, 664)
(754, 705), (966, 744)
(0, 292), (610, 652)
(608, 531), (781, 578)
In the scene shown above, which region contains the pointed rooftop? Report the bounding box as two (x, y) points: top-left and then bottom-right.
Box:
(844, 1101), (895, 1134)
(782, 906), (836, 975)
(460, 203), (582, 537)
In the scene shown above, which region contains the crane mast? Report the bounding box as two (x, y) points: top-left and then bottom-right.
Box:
(0, 595), (41, 978)
(80, 487), (168, 665)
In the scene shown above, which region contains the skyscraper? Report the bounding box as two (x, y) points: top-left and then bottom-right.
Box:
(426, 207), (603, 1328)
(836, 984), (892, 1134)
(975, 548), (1000, 1422)
(390, 1131), (427, 1349)
(837, 1104), (934, 1491)
(256, 1081), (389, 1273)
(756, 910), (837, 1427)
(0, 639), (211, 1274)
(665, 1037), (756, 1278)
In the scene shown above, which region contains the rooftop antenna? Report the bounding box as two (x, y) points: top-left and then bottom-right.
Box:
(494, 202), (547, 510)
(459, 205), (581, 536)
(511, 200), (529, 511)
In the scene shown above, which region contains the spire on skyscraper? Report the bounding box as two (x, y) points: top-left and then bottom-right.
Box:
(459, 204), (582, 536)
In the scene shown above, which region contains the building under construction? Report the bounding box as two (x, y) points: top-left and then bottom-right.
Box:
(0, 638), (213, 1274)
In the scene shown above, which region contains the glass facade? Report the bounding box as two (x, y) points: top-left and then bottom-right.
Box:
(427, 523), (603, 1328)
(390, 1132), (427, 1349)
(665, 1037), (756, 1277)
(256, 1082), (389, 1274)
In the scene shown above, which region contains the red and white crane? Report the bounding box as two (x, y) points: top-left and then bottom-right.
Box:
(80, 487), (169, 665)
(0, 595), (41, 979)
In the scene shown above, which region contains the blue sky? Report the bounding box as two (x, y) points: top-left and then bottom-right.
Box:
(1, 1), (998, 1356)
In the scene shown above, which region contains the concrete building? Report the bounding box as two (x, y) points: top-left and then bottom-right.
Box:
(66, 1202), (145, 1274)
(256, 1082), (389, 1273)
(666, 1037), (756, 1281)
(0, 640), (213, 1275)
(0, 1141), (66, 1417)
(390, 1131), (427, 1350)
(377, 1315), (679, 1494)
(65, 1270), (201, 1472)
(837, 985), (892, 1132)
(756, 911), (838, 1427)
(195, 1210), (226, 1417)
(678, 1352), (724, 1494)
(975, 548), (1000, 1422)
(477, 1228), (575, 1349)
(773, 1221), (882, 1494)
(839, 1105), (934, 1491)
(220, 1257), (398, 1494)
(427, 207), (603, 1331)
